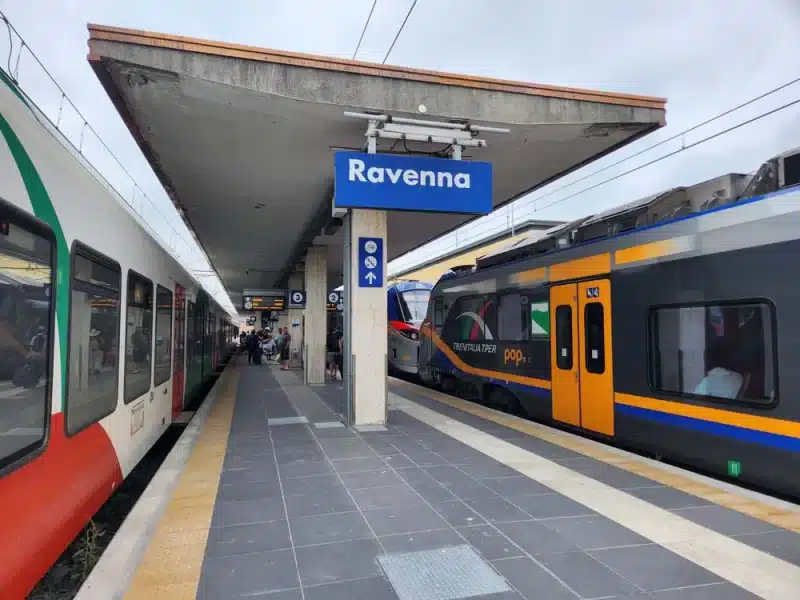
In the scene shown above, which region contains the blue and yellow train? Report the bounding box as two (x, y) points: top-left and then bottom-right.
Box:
(418, 147), (800, 499)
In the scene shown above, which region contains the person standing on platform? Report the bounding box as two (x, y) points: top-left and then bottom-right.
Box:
(280, 327), (292, 370)
(246, 331), (258, 365)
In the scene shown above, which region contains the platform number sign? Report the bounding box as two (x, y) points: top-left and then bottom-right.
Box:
(289, 290), (306, 308)
(358, 237), (384, 288)
(586, 286), (600, 299)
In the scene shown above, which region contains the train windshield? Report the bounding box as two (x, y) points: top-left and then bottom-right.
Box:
(399, 289), (431, 326)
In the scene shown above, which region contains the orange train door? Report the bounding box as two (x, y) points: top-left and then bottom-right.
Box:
(550, 284), (580, 427)
(550, 279), (615, 436)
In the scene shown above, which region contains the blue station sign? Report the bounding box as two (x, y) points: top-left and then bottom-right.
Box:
(334, 151), (492, 214)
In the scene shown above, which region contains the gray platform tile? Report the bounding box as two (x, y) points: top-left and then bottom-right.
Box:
(314, 426), (358, 439)
(483, 475), (555, 498)
(362, 503), (450, 537)
(431, 501), (487, 528)
(285, 487), (357, 518)
(268, 416), (309, 426)
(671, 505), (778, 536)
(289, 510), (372, 547)
(295, 537), (384, 586)
(378, 544), (511, 600)
(206, 519), (292, 557)
(332, 455), (389, 473)
(351, 484), (426, 511)
(400, 447), (449, 467)
(580, 465), (664, 490)
(278, 458), (333, 479)
(379, 528), (466, 554)
(423, 467), (498, 501)
(732, 528), (800, 565)
(456, 525), (524, 562)
(589, 543), (723, 592)
(463, 496), (533, 524)
(649, 582), (763, 600)
(505, 437), (584, 460)
(628, 486), (713, 510)
(317, 437), (374, 457)
(251, 589), (303, 600)
(490, 556), (579, 600)
(273, 445), (325, 464)
(219, 464), (279, 486)
(201, 548), (299, 599)
(494, 520), (578, 556)
(381, 453), (415, 469)
(341, 469), (405, 490)
(219, 480), (283, 503)
(280, 473), (345, 497)
(459, 461), (521, 480)
(354, 424), (388, 432)
(303, 575), (400, 600)
(510, 492), (597, 519)
(214, 496), (287, 527)
(540, 514), (651, 551)
(537, 550), (642, 599)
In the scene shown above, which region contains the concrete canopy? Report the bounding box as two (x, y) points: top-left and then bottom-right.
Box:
(86, 25), (666, 302)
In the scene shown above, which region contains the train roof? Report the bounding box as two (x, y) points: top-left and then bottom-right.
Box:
(445, 148), (800, 285)
(389, 280), (434, 292)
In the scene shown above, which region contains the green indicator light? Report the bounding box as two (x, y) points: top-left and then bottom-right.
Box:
(728, 460), (742, 478)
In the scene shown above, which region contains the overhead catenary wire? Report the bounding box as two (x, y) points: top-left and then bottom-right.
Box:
(352, 0), (377, 60)
(383, 0), (418, 64)
(530, 96), (800, 215)
(391, 90), (800, 273)
(439, 78), (800, 251)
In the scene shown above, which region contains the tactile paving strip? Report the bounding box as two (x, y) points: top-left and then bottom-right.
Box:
(378, 544), (511, 600)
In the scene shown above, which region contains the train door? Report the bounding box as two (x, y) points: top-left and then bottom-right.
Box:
(550, 284), (580, 427)
(172, 284), (186, 417)
(577, 279), (614, 436)
(549, 279), (615, 436)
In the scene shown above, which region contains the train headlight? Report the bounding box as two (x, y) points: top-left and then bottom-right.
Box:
(411, 332), (418, 340)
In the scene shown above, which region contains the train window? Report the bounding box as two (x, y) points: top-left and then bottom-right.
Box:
(154, 285), (173, 386)
(555, 305), (573, 370)
(497, 293), (528, 341)
(124, 271), (153, 403)
(399, 289), (431, 326)
(450, 296), (495, 340)
(0, 210), (54, 469)
(649, 301), (776, 404)
(433, 298), (444, 328)
(66, 246), (121, 436)
(584, 303), (605, 374)
(530, 301), (550, 339)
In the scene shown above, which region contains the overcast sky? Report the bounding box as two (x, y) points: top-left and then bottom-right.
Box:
(2, 0), (799, 302)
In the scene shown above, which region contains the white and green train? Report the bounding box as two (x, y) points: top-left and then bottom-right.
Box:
(0, 69), (237, 597)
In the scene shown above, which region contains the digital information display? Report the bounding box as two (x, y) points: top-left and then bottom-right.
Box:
(243, 294), (286, 312)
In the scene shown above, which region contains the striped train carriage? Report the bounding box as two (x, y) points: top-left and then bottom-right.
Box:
(0, 70), (238, 597)
(418, 146), (800, 500)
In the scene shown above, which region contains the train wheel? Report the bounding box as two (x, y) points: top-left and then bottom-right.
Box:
(490, 387), (522, 416)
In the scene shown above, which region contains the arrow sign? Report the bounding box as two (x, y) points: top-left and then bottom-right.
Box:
(357, 236), (383, 288)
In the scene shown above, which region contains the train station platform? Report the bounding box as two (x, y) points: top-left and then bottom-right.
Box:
(80, 357), (800, 600)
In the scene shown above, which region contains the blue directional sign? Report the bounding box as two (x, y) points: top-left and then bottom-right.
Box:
(334, 152), (492, 214)
(358, 237), (384, 288)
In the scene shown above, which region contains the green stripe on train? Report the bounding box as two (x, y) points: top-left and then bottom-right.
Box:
(0, 74), (70, 404)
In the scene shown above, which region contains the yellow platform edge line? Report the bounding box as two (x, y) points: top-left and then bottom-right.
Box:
(124, 366), (240, 600)
(391, 378), (800, 532)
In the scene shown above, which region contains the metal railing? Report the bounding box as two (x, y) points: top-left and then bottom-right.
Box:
(0, 12), (237, 316)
